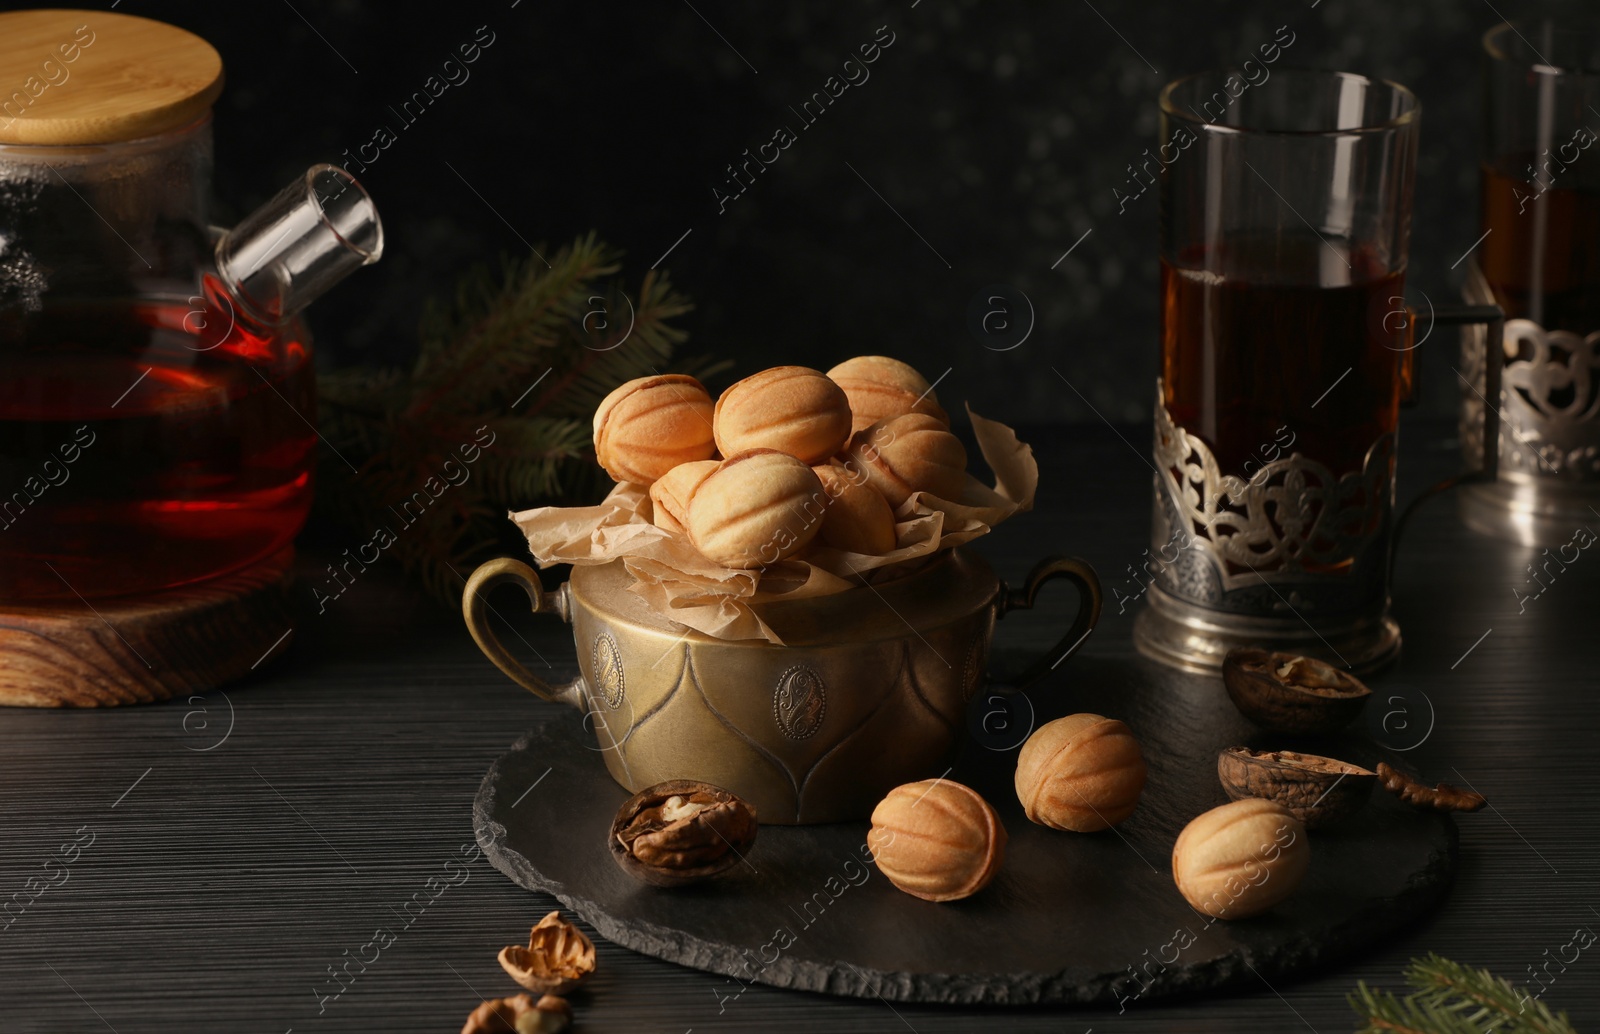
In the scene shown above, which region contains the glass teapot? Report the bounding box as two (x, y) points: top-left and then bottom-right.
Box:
(0, 10), (381, 601)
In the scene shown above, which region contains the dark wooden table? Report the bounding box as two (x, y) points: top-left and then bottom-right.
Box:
(3, 417), (1596, 1033)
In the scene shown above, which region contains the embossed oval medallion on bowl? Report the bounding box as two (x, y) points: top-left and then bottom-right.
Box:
(773, 665), (826, 741)
(591, 633), (625, 710)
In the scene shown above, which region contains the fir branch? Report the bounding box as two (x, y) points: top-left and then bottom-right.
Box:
(1349, 982), (1497, 1034)
(1348, 953), (1577, 1034)
(313, 236), (709, 606)
(1407, 954), (1576, 1034)
(408, 236), (617, 419)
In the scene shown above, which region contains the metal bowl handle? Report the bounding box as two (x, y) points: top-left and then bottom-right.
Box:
(996, 555), (1103, 689)
(462, 558), (584, 708)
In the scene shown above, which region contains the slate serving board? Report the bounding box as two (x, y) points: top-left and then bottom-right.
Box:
(474, 657), (1457, 1006)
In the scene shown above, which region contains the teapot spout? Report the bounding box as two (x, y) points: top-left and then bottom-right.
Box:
(214, 164), (382, 325)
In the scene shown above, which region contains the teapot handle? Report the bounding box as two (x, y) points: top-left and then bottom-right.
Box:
(462, 558), (585, 708)
(996, 555), (1103, 689)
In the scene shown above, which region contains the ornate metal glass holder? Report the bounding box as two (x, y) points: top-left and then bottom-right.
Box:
(1460, 262), (1599, 544)
(1458, 21), (1600, 547)
(1136, 384), (1402, 674)
(1138, 305), (1508, 674)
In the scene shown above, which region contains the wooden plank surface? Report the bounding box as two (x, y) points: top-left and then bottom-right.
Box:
(1, 417), (1596, 1032)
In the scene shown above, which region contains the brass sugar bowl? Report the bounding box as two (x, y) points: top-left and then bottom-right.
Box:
(464, 548), (1100, 824)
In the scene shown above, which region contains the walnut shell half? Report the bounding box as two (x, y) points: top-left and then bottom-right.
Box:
(496, 911), (595, 994)
(1222, 648), (1372, 735)
(609, 780), (758, 887)
(1217, 747), (1376, 829)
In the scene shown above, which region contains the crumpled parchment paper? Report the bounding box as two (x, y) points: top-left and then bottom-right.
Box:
(510, 405), (1037, 643)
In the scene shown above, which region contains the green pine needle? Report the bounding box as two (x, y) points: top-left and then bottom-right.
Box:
(314, 236), (723, 605)
(1348, 953), (1577, 1034)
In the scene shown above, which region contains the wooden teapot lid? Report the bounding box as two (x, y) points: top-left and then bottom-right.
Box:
(0, 9), (223, 145)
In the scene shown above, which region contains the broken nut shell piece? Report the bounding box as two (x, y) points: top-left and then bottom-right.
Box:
(461, 993), (569, 1034)
(496, 911), (596, 995)
(1376, 762), (1487, 813)
(516, 996), (572, 1034)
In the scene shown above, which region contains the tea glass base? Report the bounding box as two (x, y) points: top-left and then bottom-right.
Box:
(1133, 583), (1401, 676)
(1459, 475), (1600, 548)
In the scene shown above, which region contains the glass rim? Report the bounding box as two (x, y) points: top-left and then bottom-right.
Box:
(1158, 68), (1420, 137)
(306, 164), (384, 263)
(1483, 21), (1600, 77)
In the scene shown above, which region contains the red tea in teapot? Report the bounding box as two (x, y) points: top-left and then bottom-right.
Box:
(0, 296), (315, 601)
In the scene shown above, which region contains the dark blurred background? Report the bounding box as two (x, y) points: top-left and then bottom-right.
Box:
(46, 0), (1594, 420)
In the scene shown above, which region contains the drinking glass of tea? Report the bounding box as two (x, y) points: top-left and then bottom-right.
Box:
(1461, 20), (1600, 546)
(1133, 69), (1420, 674)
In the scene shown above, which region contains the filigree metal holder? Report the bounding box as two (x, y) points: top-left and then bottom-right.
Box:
(1133, 381), (1402, 675)
(1136, 304), (1506, 674)
(1460, 260), (1600, 546)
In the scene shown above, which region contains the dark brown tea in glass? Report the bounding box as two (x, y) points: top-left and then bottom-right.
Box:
(1478, 158), (1600, 332)
(1160, 234), (1404, 480)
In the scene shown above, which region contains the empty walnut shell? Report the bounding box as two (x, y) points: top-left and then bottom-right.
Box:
(813, 462), (897, 555)
(713, 365), (854, 464)
(496, 911), (596, 995)
(868, 778), (1006, 902)
(648, 459), (720, 534)
(592, 374), (716, 485)
(1222, 648), (1372, 735)
(460, 993), (570, 1034)
(845, 412), (969, 508)
(610, 780), (758, 887)
(1217, 747), (1376, 829)
(686, 449), (826, 568)
(826, 355), (950, 435)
